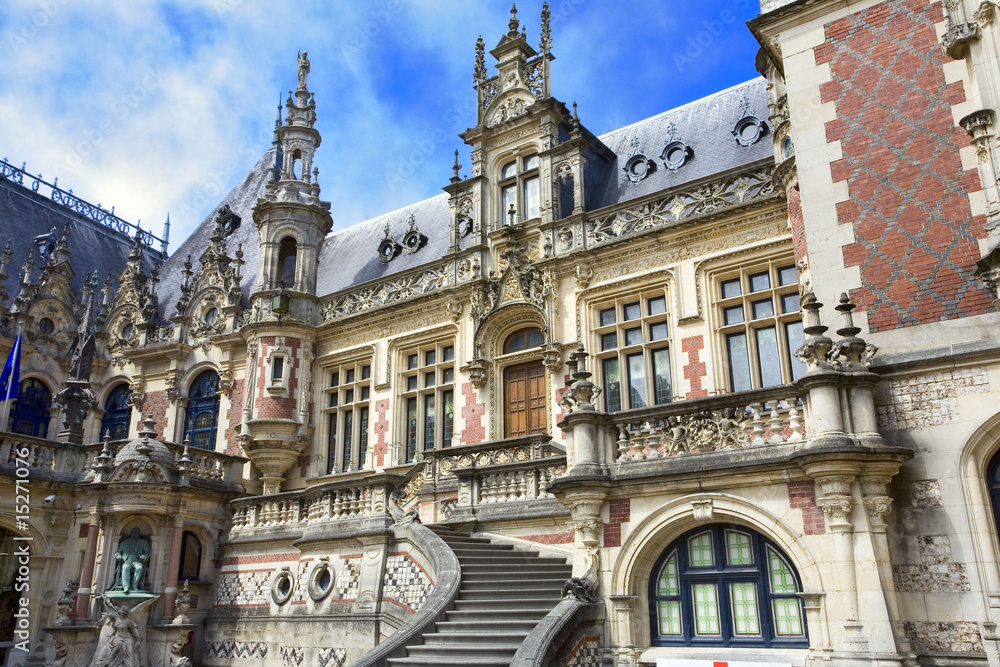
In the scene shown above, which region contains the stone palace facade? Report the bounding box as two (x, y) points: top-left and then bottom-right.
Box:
(4, 1), (1000, 666)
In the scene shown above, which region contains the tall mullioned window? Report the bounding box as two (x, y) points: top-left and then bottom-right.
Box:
(650, 525), (807, 648)
(324, 361), (371, 473)
(9, 378), (52, 438)
(498, 153), (540, 225)
(100, 383), (132, 440)
(594, 289), (672, 412)
(401, 342), (456, 462)
(716, 261), (805, 392)
(184, 371), (220, 449)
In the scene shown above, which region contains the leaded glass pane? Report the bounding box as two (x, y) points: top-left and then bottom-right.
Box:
(688, 532), (714, 566)
(524, 176), (540, 220)
(648, 295), (667, 315)
(423, 394), (435, 450)
(724, 305), (745, 325)
(358, 407), (369, 470)
(601, 332), (617, 351)
(730, 582), (761, 636)
(626, 353), (647, 409)
(624, 302), (641, 320)
(501, 160), (516, 179)
(652, 348), (671, 405)
(443, 345), (454, 361)
(749, 271), (771, 292)
(342, 409), (354, 472)
(657, 552), (679, 595)
(721, 278), (741, 298)
(755, 326), (782, 387)
(600, 307), (616, 326)
(726, 530), (753, 565)
(692, 584), (721, 636)
(625, 327), (642, 346)
(649, 322), (668, 341)
(658, 601), (682, 636)
(767, 547), (797, 593)
(603, 358), (621, 413)
(781, 292), (800, 313)
(405, 398), (417, 462)
(777, 265), (797, 286)
(772, 598), (804, 636)
(752, 298), (774, 319)
(785, 321), (807, 381)
(727, 332), (752, 392)
(442, 390), (454, 447)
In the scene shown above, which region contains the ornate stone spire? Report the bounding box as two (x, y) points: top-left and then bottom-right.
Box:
(474, 35), (486, 82)
(540, 2), (552, 54)
(508, 3), (520, 37)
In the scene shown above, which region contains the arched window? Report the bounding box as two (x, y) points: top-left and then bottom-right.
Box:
(503, 327), (544, 354)
(178, 531), (202, 581)
(184, 370), (220, 450)
(8, 378), (51, 438)
(278, 236), (297, 287)
(649, 525), (807, 648)
(100, 384), (133, 440)
(986, 449), (1000, 533)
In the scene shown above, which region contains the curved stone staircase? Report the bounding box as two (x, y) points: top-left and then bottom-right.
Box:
(386, 525), (572, 666)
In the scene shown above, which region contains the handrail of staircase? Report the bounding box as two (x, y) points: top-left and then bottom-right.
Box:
(351, 520), (462, 667)
(510, 592), (605, 667)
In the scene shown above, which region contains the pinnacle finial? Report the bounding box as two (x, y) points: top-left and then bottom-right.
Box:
(474, 35), (486, 82)
(451, 149), (462, 183)
(508, 3), (520, 37)
(540, 2), (552, 53)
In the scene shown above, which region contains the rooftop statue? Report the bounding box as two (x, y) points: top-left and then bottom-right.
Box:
(297, 50), (310, 90)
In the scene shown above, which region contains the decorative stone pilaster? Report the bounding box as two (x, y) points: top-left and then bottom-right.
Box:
(860, 476), (893, 532)
(961, 109), (1000, 228)
(609, 594), (639, 667)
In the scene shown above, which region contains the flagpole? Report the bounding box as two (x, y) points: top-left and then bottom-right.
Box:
(1, 320), (23, 434)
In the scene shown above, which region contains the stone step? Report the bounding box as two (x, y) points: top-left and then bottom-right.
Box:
(461, 562), (572, 575)
(422, 631), (529, 645)
(404, 644), (520, 660)
(454, 598), (557, 611)
(434, 619), (539, 634)
(459, 586), (562, 599)
(444, 607), (550, 622)
(388, 658), (512, 666)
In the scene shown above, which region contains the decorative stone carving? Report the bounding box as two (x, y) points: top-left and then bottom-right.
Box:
(691, 498), (714, 520)
(321, 264), (451, 321)
(89, 594), (158, 667)
(942, 21), (980, 58)
(588, 167), (774, 244)
(559, 346), (600, 414)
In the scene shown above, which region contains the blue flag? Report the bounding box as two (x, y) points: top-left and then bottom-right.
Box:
(0, 332), (21, 403)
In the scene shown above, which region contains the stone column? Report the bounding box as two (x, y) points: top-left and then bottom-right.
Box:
(75, 508), (101, 619)
(161, 510), (186, 620)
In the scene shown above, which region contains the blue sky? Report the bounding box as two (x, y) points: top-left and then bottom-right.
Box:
(0, 1), (762, 251)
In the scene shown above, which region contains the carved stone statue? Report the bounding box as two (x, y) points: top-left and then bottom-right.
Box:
(297, 51), (310, 89)
(112, 528), (150, 594)
(89, 595), (148, 667)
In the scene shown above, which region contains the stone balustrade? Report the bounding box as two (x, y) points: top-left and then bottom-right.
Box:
(606, 384), (805, 463)
(0, 433), (87, 480)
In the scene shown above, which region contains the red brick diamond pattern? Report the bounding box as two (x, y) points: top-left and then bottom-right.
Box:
(816, 0), (990, 331)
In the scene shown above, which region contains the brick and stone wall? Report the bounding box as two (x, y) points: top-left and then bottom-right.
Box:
(816, 0), (991, 331)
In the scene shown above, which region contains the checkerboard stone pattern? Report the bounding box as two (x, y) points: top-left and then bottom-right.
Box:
(337, 557), (360, 600)
(562, 636), (602, 667)
(875, 366), (989, 430)
(382, 554), (432, 611)
(214, 570), (272, 606)
(816, 0), (991, 332)
(280, 646), (304, 666)
(205, 640), (268, 660)
(318, 647), (348, 667)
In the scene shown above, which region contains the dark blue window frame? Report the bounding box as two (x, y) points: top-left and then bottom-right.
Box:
(987, 449), (1000, 532)
(184, 370), (220, 450)
(100, 384), (132, 440)
(649, 524), (808, 648)
(9, 378), (51, 439)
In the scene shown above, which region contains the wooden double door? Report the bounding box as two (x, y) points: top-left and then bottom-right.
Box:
(503, 360), (547, 437)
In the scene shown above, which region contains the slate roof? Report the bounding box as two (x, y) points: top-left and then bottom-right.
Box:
(152, 78), (774, 315)
(153, 150), (275, 319)
(0, 176), (161, 302)
(588, 78), (773, 210)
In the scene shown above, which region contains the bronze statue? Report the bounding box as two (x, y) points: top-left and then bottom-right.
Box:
(112, 528), (150, 594)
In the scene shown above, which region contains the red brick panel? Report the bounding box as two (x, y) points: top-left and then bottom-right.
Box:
(681, 335), (707, 399)
(460, 382), (485, 445)
(787, 185), (807, 263)
(140, 390), (168, 439)
(255, 336), (300, 420)
(373, 399), (389, 467)
(604, 497), (631, 547)
(816, 0), (990, 331)
(223, 379), (245, 456)
(787, 480), (825, 535)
